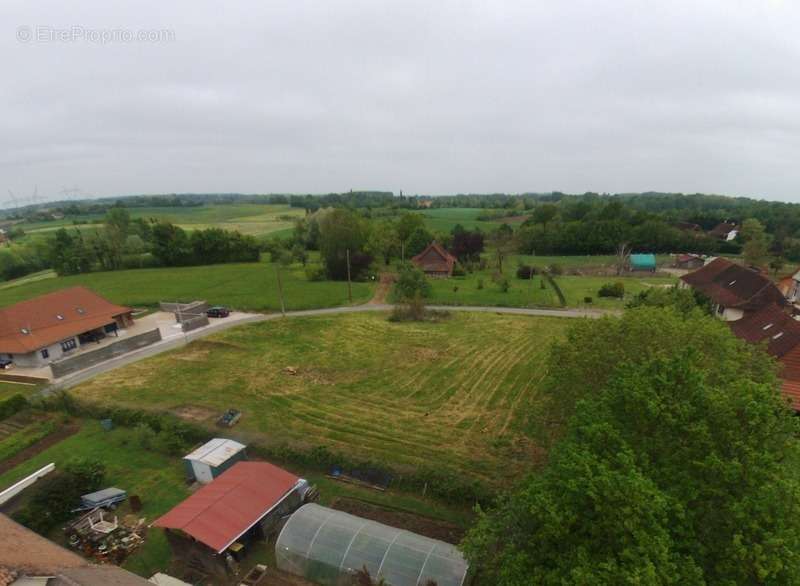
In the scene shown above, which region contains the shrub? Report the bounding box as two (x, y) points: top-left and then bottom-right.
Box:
(305, 266), (326, 281)
(395, 266), (431, 301)
(452, 263), (466, 277)
(516, 264), (539, 279)
(0, 394), (28, 421)
(477, 279), (484, 290)
(584, 296), (593, 304)
(598, 282), (626, 298)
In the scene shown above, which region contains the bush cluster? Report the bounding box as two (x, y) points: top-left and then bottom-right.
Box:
(0, 394), (29, 421)
(598, 282), (626, 298)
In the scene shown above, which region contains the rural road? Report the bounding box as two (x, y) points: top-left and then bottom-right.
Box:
(43, 303), (614, 393)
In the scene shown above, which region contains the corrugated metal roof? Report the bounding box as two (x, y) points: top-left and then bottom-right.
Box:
(154, 461), (299, 553)
(183, 438), (246, 467)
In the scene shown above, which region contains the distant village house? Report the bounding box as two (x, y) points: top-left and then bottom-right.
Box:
(411, 241), (457, 278)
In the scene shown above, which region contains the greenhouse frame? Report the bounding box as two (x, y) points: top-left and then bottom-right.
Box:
(275, 504), (469, 586)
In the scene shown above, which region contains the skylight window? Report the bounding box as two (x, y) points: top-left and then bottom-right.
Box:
(20, 328), (30, 334)
(773, 332), (784, 340)
(76, 307), (85, 315)
(763, 323), (774, 330)
(56, 314), (64, 320)
(728, 280), (737, 286)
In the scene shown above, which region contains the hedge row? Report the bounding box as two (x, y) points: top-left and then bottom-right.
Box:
(39, 393), (493, 507)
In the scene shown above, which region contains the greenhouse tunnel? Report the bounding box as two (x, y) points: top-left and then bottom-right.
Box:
(275, 503), (469, 586)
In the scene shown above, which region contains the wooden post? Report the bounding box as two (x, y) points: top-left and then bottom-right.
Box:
(346, 249), (353, 304)
(275, 265), (286, 316)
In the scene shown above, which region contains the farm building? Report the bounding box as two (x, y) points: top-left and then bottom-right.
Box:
(674, 254), (705, 270)
(709, 222), (739, 241)
(276, 503), (469, 586)
(154, 461), (310, 579)
(629, 253), (656, 272)
(411, 242), (457, 278)
(183, 438), (246, 484)
(0, 286), (133, 368)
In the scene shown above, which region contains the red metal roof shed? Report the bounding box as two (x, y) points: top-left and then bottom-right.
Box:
(154, 461), (299, 553)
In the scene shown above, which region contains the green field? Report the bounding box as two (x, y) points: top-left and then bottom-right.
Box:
(0, 261), (374, 311)
(16, 203), (304, 243)
(426, 272), (676, 309)
(70, 312), (568, 483)
(418, 208), (506, 232)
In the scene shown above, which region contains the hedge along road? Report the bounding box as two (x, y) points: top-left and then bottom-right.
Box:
(40, 303), (616, 395)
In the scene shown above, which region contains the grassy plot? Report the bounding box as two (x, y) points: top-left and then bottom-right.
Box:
(426, 271), (676, 310)
(0, 261), (374, 311)
(0, 421), (190, 578)
(70, 312), (568, 484)
(418, 208), (506, 233)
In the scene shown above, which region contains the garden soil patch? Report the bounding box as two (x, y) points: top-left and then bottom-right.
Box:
(330, 497), (465, 544)
(0, 423), (80, 476)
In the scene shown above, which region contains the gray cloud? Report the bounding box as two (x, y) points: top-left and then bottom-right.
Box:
(2, 0), (800, 202)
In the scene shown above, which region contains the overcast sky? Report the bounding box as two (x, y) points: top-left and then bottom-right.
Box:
(2, 1), (800, 204)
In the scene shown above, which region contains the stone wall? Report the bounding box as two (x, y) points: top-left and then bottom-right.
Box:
(50, 329), (163, 378)
(181, 315), (210, 333)
(159, 301), (209, 323)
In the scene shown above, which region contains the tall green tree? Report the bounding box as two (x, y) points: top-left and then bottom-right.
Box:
(318, 209), (372, 279)
(740, 218), (770, 267)
(464, 317), (800, 585)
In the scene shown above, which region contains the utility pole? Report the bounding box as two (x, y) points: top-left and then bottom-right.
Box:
(275, 265), (286, 316)
(346, 248), (353, 304)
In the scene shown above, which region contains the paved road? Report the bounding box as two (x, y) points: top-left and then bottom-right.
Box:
(43, 303), (615, 394)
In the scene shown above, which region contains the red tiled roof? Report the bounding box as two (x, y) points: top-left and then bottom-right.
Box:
(411, 241), (456, 274)
(680, 258), (786, 311)
(730, 303), (800, 358)
(0, 287), (132, 354)
(154, 461), (299, 553)
(709, 222), (737, 238)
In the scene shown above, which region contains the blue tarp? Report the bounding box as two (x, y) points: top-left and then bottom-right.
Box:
(630, 253), (656, 270)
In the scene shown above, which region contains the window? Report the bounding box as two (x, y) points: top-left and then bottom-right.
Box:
(40, 348), (49, 359)
(728, 280), (737, 286)
(56, 314), (64, 320)
(20, 327), (30, 335)
(60, 338), (77, 352)
(76, 307), (85, 315)
(773, 332), (784, 340)
(717, 305), (725, 315)
(763, 323), (774, 330)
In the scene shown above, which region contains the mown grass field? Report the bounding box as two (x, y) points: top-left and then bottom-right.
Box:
(70, 312), (568, 483)
(16, 203), (303, 243)
(0, 261), (374, 311)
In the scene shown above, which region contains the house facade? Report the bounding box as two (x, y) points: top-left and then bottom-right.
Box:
(679, 257), (786, 321)
(0, 286), (133, 368)
(411, 241), (457, 278)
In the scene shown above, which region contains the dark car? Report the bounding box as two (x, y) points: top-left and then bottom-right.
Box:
(206, 306), (230, 318)
(0, 358), (12, 369)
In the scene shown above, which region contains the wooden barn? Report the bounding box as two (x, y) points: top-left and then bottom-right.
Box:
(411, 241), (457, 278)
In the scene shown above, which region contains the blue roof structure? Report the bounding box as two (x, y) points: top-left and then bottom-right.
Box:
(630, 254), (657, 270)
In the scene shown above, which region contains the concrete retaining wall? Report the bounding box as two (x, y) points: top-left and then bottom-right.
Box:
(0, 373), (50, 385)
(50, 329), (163, 378)
(181, 315), (210, 333)
(159, 301), (209, 322)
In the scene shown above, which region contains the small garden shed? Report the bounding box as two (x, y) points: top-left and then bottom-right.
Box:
(630, 253), (657, 272)
(276, 503), (469, 586)
(183, 438), (246, 484)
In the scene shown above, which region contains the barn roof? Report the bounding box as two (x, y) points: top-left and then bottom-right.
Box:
(154, 461), (300, 553)
(709, 222), (737, 238)
(730, 303), (800, 358)
(411, 241), (456, 274)
(680, 258), (786, 311)
(0, 287), (132, 354)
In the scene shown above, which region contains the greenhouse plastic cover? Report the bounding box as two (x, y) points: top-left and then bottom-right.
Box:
(275, 503), (468, 586)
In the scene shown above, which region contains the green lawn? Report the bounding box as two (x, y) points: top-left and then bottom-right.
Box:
(418, 208), (505, 233)
(0, 382), (43, 400)
(425, 270), (676, 310)
(71, 312), (568, 484)
(0, 261), (374, 312)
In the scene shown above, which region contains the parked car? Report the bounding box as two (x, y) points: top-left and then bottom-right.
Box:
(0, 358), (13, 370)
(206, 306), (230, 318)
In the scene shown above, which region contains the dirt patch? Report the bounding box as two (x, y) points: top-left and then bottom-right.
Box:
(171, 404), (218, 423)
(330, 497), (465, 544)
(0, 423), (80, 476)
(368, 273), (395, 305)
(498, 215), (530, 224)
(257, 568), (315, 586)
